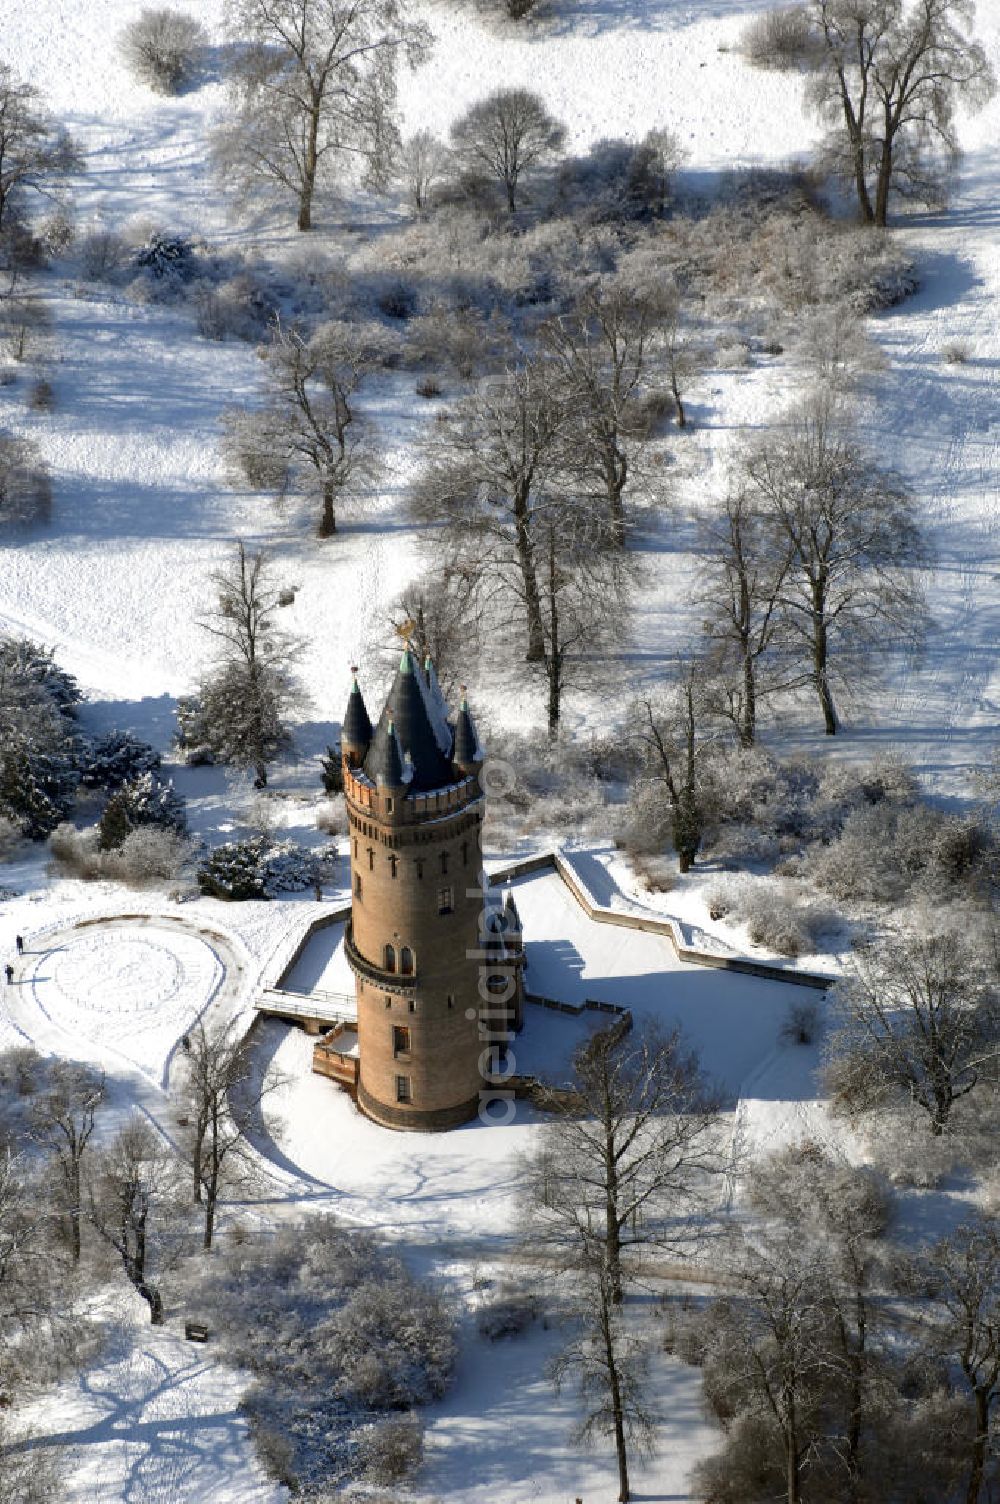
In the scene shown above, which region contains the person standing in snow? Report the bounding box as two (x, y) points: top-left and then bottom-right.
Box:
(4, 964), (13, 985)
(14, 935), (23, 955)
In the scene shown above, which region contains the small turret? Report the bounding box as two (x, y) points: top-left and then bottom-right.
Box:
(452, 687), (483, 776)
(367, 715), (408, 790)
(342, 668), (372, 768)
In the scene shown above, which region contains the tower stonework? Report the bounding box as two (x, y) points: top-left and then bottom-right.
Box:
(341, 650), (492, 1131)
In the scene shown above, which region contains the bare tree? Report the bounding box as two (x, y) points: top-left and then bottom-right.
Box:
(525, 1023), (721, 1306)
(749, 1145), (893, 1500)
(387, 562), (485, 696)
(550, 1255), (656, 1503)
(0, 1152), (62, 1391)
(178, 1018), (284, 1249)
(752, 0), (996, 225)
(196, 541), (304, 787)
(87, 1116), (175, 1325)
(660, 292), (704, 430)
(525, 1023), (720, 1502)
(917, 1214), (1000, 1504)
(699, 486), (792, 747)
(398, 128), (448, 211)
(528, 502), (630, 736)
(31, 1063), (105, 1265)
(825, 925), (1000, 1135)
(741, 396), (926, 735)
(696, 1226), (841, 1504)
(635, 668), (721, 872)
(0, 65), (77, 239)
(540, 282), (658, 547)
(450, 88), (566, 212)
(411, 360), (563, 662)
(217, 0), (430, 230)
(0, 294), (52, 363)
(248, 319), (382, 536)
(797, 304), (886, 391)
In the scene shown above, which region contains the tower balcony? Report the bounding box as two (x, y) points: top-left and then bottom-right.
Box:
(344, 922), (418, 996)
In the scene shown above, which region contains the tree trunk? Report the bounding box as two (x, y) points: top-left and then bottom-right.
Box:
(670, 369), (686, 428)
(741, 645), (756, 748)
(203, 1187), (216, 1251)
(873, 136), (893, 227)
(605, 1109), (622, 1305)
(68, 1160), (82, 1263)
(966, 1386), (990, 1504)
(138, 1280), (164, 1325)
(599, 1279), (630, 1502)
(605, 445), (627, 549)
(192, 1124), (205, 1204)
(319, 479), (337, 537)
(811, 587), (837, 734)
(298, 99), (320, 231)
(514, 485), (545, 661)
(785, 1394), (801, 1504)
(546, 528), (561, 738)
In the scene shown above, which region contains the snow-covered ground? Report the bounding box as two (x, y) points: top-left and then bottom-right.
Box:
(2, 0), (1000, 1496)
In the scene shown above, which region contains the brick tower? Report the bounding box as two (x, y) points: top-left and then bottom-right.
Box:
(340, 647), (492, 1130)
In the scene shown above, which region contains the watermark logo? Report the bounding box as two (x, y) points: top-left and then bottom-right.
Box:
(467, 754), (519, 1127)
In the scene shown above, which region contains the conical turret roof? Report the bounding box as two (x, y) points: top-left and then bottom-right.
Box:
(363, 647), (454, 792)
(453, 688), (483, 769)
(366, 716), (408, 788)
(342, 668), (372, 750)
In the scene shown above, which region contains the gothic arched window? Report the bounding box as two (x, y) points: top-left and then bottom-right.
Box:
(384, 943), (396, 973)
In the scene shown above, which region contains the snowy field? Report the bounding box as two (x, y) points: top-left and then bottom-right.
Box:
(1, 0), (999, 1497)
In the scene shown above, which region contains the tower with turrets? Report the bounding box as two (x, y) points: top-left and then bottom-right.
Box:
(340, 647), (524, 1130)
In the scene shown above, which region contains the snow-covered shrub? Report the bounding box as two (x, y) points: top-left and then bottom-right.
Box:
(134, 231), (197, 282)
(29, 379), (55, 412)
(780, 999), (823, 1046)
(0, 297), (52, 362)
(119, 8), (207, 94)
(316, 799), (346, 837)
(98, 772), (186, 851)
(197, 838), (269, 900)
(197, 837), (333, 900)
(79, 731), (160, 792)
(941, 339), (971, 364)
(0, 638), (80, 722)
(0, 1045), (43, 1099)
(194, 274), (275, 343)
(741, 6), (815, 69)
(703, 875), (834, 958)
(78, 229), (129, 281)
(219, 407), (290, 492)
(805, 802), (993, 904)
(48, 822), (103, 879)
(104, 825), (194, 885)
(355, 1414), (424, 1484)
(202, 1216), (456, 1494)
(336, 1277), (455, 1408)
(0, 746), (78, 839)
(477, 1283), (539, 1340)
